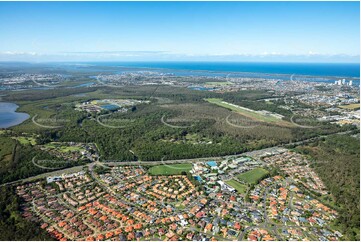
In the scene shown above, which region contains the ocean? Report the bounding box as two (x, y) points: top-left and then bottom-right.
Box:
(87, 62), (360, 78)
(80, 61), (360, 85)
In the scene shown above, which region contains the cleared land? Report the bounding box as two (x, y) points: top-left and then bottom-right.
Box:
(205, 81), (232, 86)
(12, 136), (36, 145)
(339, 103), (360, 110)
(225, 179), (248, 193)
(237, 168), (269, 185)
(44, 142), (83, 153)
(148, 163), (192, 175)
(205, 98), (293, 127)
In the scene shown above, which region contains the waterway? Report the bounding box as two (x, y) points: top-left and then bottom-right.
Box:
(0, 102), (30, 128)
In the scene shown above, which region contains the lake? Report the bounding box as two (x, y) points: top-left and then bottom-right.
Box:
(0, 102), (30, 128)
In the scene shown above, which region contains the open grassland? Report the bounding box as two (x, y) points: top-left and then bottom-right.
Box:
(44, 142), (83, 153)
(237, 168), (269, 185)
(11, 136), (36, 145)
(225, 179), (248, 193)
(205, 98), (293, 127)
(339, 103), (360, 110)
(148, 163), (192, 175)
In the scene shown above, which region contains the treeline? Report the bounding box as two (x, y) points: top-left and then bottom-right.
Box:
(290, 123), (356, 142)
(221, 90), (275, 101)
(0, 185), (53, 240)
(296, 134), (360, 240)
(223, 98), (293, 117)
(3, 86), (98, 101)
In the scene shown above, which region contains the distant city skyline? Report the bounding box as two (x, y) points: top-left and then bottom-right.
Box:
(0, 1), (359, 62)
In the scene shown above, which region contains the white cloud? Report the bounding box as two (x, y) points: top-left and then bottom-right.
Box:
(2, 51), (39, 56)
(0, 50), (359, 63)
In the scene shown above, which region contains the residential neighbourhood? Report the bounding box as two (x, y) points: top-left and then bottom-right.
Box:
(15, 148), (343, 241)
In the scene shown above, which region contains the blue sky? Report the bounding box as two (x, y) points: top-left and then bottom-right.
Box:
(0, 1), (359, 62)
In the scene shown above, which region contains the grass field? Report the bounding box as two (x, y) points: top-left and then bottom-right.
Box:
(339, 103), (360, 110)
(225, 179), (248, 193)
(205, 98), (292, 127)
(237, 168), (269, 185)
(148, 163), (192, 175)
(205, 81), (232, 86)
(44, 142), (83, 153)
(12, 136), (37, 145)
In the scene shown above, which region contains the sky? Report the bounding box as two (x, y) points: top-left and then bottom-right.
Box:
(0, 1), (359, 62)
